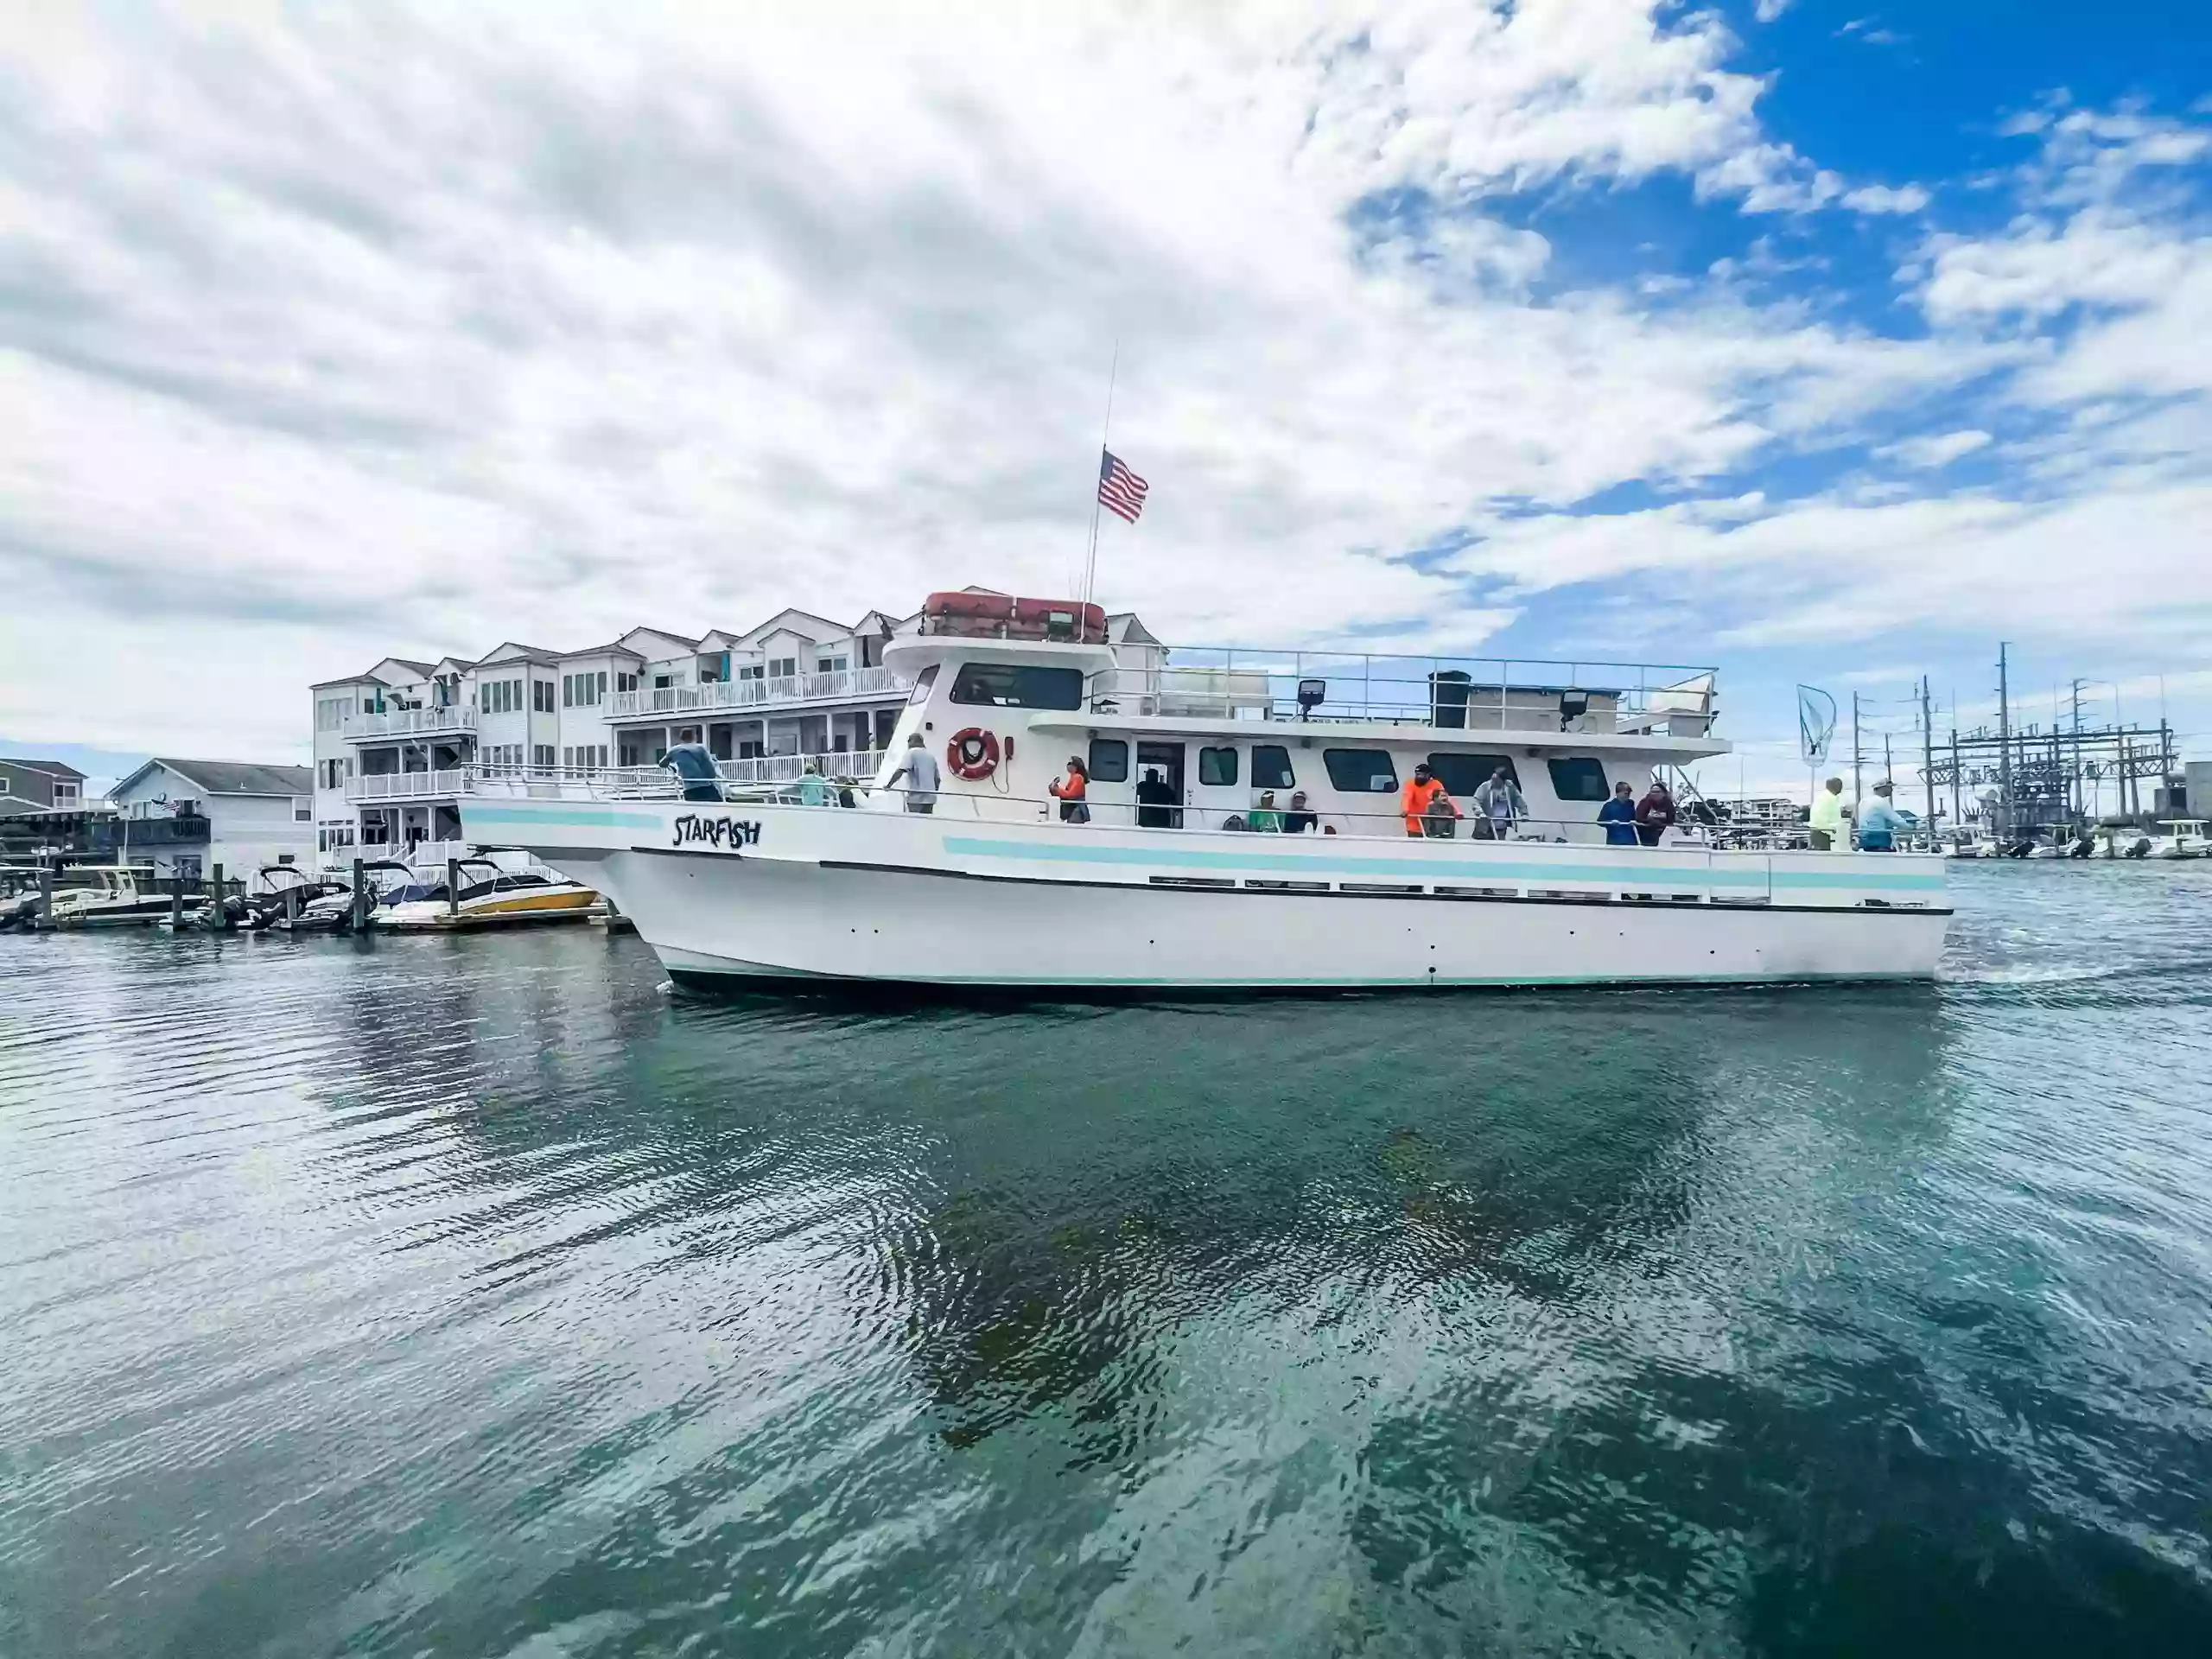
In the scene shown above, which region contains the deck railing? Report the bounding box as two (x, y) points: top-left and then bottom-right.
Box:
(347, 769), (468, 803)
(340, 705), (478, 741)
(607, 665), (906, 721)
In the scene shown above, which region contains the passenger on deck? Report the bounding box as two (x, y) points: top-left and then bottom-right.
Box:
(884, 733), (939, 815)
(1136, 767), (1179, 829)
(1635, 779), (1677, 847)
(794, 760), (833, 807)
(1808, 776), (1848, 851)
(1402, 764), (1455, 837)
(1049, 756), (1091, 824)
(1599, 779), (1639, 845)
(1282, 791), (1317, 834)
(1858, 781), (1903, 851)
(1248, 791), (1283, 832)
(1472, 766), (1529, 839)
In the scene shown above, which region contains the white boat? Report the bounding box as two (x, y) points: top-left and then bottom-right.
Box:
(379, 855), (598, 929)
(463, 593), (1948, 991)
(2147, 820), (2208, 860)
(45, 867), (175, 928)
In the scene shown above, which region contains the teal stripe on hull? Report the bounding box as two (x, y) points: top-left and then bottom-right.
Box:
(937, 836), (1944, 892)
(463, 804), (662, 832)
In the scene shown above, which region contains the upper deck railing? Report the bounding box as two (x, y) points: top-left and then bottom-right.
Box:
(1091, 650), (1719, 737)
(607, 665), (906, 722)
(341, 705), (477, 742)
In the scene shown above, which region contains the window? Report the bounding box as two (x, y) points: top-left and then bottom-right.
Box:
(949, 663), (1084, 710)
(293, 800), (312, 822)
(741, 664), (765, 682)
(619, 740), (645, 767)
(53, 783), (79, 807)
(532, 679), (556, 713)
(315, 696), (349, 731)
(817, 655), (848, 674)
(1253, 745), (1295, 790)
(1425, 753), (1519, 798)
(1547, 757), (1611, 802)
(0, 775), (9, 796)
(1088, 738), (1129, 783)
(654, 674), (674, 690)
(533, 744), (556, 768)
(617, 672), (639, 693)
(768, 657), (798, 679)
(1324, 748), (1399, 792)
(1198, 747), (1239, 786)
(906, 664), (939, 705)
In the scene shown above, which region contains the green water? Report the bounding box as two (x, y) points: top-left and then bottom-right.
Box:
(3, 863), (2209, 1656)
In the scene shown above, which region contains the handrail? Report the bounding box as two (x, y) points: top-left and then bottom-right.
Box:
(606, 665), (907, 720)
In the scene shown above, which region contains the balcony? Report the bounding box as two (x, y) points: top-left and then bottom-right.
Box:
(606, 664), (907, 722)
(340, 705), (478, 742)
(346, 769), (467, 804)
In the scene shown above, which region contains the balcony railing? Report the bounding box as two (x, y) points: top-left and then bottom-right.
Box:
(347, 769), (467, 803)
(340, 705), (478, 741)
(461, 749), (889, 799)
(606, 665), (906, 721)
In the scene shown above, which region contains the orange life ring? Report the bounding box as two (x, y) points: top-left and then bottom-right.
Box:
(947, 728), (1000, 781)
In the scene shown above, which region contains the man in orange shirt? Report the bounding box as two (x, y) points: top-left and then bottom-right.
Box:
(1401, 763), (1456, 836)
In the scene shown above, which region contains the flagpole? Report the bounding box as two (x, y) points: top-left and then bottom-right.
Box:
(1083, 340), (1119, 611)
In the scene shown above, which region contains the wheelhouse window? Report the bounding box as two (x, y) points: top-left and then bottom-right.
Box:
(1198, 747), (1239, 786)
(1088, 737), (1129, 783)
(906, 664), (939, 706)
(1426, 753), (1519, 797)
(1547, 757), (1611, 801)
(948, 663), (1084, 710)
(1324, 749), (1398, 792)
(1252, 745), (1295, 790)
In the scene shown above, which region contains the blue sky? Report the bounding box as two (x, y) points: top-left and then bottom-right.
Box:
(1, 0), (2208, 798)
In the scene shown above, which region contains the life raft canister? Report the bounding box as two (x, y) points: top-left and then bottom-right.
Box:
(947, 728), (1000, 781)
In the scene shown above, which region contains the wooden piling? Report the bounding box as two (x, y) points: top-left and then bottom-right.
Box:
(210, 863), (225, 931)
(351, 857), (367, 931)
(39, 866), (54, 931)
(447, 856), (460, 919)
(170, 875), (183, 929)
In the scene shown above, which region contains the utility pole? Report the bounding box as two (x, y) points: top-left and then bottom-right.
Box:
(1921, 677), (1936, 835)
(1949, 726), (1962, 829)
(1852, 691), (1864, 810)
(2069, 677), (2086, 821)
(1996, 643), (2013, 838)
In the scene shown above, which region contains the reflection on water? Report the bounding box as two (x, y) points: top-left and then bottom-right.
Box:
(3, 863), (2210, 1656)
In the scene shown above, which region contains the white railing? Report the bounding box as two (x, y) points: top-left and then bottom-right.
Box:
(606, 665), (906, 721)
(1092, 652), (1717, 737)
(461, 750), (888, 799)
(346, 769), (467, 803)
(340, 705), (478, 741)
(716, 748), (887, 785)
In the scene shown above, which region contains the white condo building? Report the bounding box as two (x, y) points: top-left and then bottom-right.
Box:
(308, 598), (1162, 863)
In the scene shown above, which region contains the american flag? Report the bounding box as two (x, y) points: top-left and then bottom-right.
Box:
(1096, 450), (1148, 524)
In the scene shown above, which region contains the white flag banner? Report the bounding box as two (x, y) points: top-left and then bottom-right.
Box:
(1797, 685), (1838, 766)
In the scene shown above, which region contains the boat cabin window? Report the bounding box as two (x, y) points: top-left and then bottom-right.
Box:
(1324, 748), (1399, 792)
(906, 664), (939, 706)
(1425, 753), (1519, 796)
(1198, 747), (1239, 786)
(1087, 738), (1129, 783)
(1547, 757), (1611, 801)
(1253, 745), (1295, 790)
(948, 663), (1084, 710)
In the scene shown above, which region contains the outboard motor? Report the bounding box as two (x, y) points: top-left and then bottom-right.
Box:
(658, 742), (726, 804)
(2128, 836), (2152, 859)
(2070, 836), (2094, 859)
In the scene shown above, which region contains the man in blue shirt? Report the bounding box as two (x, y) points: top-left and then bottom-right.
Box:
(1858, 780), (1904, 850)
(1598, 779), (1639, 845)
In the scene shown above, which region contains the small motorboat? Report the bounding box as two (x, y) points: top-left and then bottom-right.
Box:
(379, 856), (598, 930)
(292, 859), (420, 932)
(235, 865), (353, 931)
(46, 868), (176, 928)
(2147, 820), (2208, 860)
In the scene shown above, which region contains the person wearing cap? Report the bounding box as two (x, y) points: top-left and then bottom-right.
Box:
(1858, 780), (1904, 851)
(1047, 755), (1090, 823)
(794, 759), (832, 807)
(1401, 762), (1454, 837)
(1248, 790), (1283, 833)
(1808, 775), (1848, 851)
(1598, 779), (1639, 846)
(1282, 791), (1317, 834)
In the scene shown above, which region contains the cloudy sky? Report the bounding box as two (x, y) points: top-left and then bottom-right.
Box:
(3, 0), (2208, 793)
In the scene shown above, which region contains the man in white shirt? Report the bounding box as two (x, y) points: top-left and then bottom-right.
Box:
(887, 734), (939, 814)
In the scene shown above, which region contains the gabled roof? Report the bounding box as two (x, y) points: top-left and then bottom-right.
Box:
(616, 626), (700, 656)
(1109, 612), (1160, 645)
(730, 607), (853, 647)
(114, 759), (315, 799)
(474, 641), (563, 669)
(0, 756), (87, 779)
(560, 639), (648, 661)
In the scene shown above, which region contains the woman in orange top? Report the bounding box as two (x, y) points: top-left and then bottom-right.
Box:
(1049, 756), (1090, 824)
(1401, 763), (1454, 836)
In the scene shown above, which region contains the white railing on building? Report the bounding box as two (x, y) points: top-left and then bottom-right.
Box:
(605, 664), (906, 721)
(461, 749), (889, 799)
(346, 769), (468, 803)
(340, 705), (479, 741)
(715, 749), (887, 785)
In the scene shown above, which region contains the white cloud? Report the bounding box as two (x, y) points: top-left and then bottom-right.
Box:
(1840, 182), (1931, 214)
(1754, 0), (1794, 21)
(1874, 429), (1992, 468)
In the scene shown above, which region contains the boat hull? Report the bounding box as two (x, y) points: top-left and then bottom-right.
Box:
(462, 799), (1950, 991)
